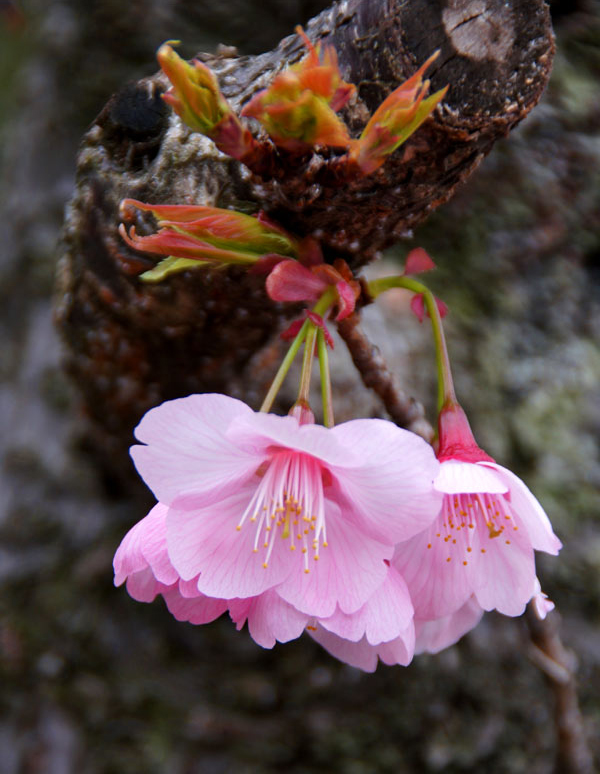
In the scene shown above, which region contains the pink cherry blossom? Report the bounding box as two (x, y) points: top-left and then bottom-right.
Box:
(393, 402), (561, 621)
(115, 393), (443, 668)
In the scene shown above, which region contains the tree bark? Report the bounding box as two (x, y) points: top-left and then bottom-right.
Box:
(56, 0), (554, 467)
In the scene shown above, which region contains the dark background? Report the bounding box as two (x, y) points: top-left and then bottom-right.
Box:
(0, 1), (599, 771)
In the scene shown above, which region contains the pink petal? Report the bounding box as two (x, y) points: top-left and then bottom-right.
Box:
(376, 634), (415, 667)
(275, 502), (391, 617)
(328, 418), (442, 543)
(403, 247), (436, 275)
(308, 626), (379, 671)
(131, 394), (260, 510)
(113, 503), (177, 586)
(162, 587), (228, 624)
(178, 576), (204, 598)
(266, 260), (327, 302)
(229, 590), (309, 649)
(125, 568), (164, 603)
(392, 511), (475, 620)
(166, 486), (292, 598)
(469, 513), (535, 616)
(308, 626), (414, 671)
(434, 460), (508, 495)
(226, 412), (362, 468)
(415, 597), (483, 654)
(319, 566), (414, 645)
(482, 463), (562, 555)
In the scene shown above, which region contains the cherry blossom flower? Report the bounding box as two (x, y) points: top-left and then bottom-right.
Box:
(393, 401), (562, 621)
(114, 393), (443, 667)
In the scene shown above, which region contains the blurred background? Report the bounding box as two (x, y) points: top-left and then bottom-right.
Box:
(0, 0), (599, 771)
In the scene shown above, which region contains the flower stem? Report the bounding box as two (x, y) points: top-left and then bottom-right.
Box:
(368, 275), (456, 412)
(260, 319), (310, 413)
(259, 287), (337, 414)
(317, 328), (334, 427)
(297, 324), (317, 405)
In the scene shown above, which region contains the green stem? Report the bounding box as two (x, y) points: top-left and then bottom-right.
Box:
(259, 319), (310, 413)
(317, 328), (334, 427)
(297, 324), (318, 404)
(259, 286), (337, 414)
(368, 275), (456, 412)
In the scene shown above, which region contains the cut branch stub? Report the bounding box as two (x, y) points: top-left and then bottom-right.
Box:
(56, 0), (554, 467)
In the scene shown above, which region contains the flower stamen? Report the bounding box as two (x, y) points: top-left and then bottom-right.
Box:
(236, 451), (327, 572)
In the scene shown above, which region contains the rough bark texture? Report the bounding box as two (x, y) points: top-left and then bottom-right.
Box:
(1, 1), (599, 772)
(56, 0), (554, 467)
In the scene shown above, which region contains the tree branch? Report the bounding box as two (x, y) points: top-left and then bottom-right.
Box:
(56, 0), (554, 465)
(526, 608), (595, 774)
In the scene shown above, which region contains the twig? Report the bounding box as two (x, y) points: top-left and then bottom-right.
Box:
(526, 606), (594, 774)
(336, 311), (434, 442)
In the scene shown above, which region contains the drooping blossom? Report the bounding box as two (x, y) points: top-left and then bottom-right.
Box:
(114, 393), (443, 666)
(393, 401), (562, 622)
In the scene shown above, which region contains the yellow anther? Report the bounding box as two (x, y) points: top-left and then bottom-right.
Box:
(314, 555), (320, 561)
(263, 562), (268, 568)
(304, 568), (310, 574)
(290, 545), (296, 551)
(236, 525), (242, 531)
(481, 548), (486, 553)
(322, 542), (328, 548)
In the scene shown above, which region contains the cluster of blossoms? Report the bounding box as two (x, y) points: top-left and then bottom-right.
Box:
(114, 393), (559, 672)
(113, 29), (560, 671)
